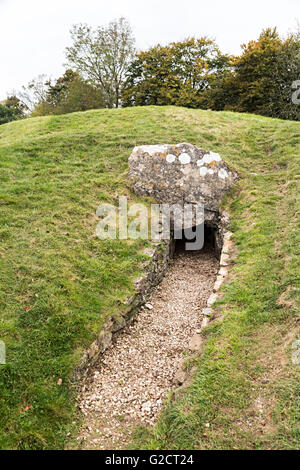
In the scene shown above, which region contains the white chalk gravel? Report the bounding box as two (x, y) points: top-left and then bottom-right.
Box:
(76, 245), (219, 449)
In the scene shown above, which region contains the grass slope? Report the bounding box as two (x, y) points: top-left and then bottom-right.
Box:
(0, 106), (299, 450)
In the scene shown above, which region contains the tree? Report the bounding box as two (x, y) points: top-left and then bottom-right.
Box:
(231, 29), (283, 114)
(220, 28), (300, 120)
(122, 44), (180, 107)
(0, 104), (18, 125)
(32, 69), (105, 116)
(17, 75), (50, 112)
(4, 95), (26, 118)
(65, 18), (135, 108)
(122, 38), (232, 108)
(45, 69), (78, 108)
(268, 30), (300, 120)
(52, 73), (105, 114)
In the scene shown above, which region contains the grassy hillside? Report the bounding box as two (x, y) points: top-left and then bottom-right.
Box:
(0, 106), (299, 450)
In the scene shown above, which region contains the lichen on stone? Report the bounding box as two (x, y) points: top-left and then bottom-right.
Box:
(129, 143), (238, 214)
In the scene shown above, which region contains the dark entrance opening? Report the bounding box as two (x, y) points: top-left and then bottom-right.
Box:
(174, 224), (218, 257)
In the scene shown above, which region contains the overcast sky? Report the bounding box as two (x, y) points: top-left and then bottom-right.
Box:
(0, 0), (299, 100)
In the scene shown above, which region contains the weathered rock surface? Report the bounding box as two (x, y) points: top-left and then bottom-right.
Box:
(129, 143), (238, 212)
(188, 334), (203, 351)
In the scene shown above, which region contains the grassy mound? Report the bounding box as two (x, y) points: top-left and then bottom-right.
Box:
(0, 106), (299, 449)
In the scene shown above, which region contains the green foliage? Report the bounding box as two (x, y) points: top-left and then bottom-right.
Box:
(212, 28), (300, 120)
(122, 28), (300, 121)
(122, 38), (232, 108)
(4, 96), (26, 119)
(0, 104), (18, 125)
(32, 69), (105, 116)
(65, 18), (135, 108)
(12, 25), (300, 121)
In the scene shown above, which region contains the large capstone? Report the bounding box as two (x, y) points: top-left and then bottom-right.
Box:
(129, 143), (238, 213)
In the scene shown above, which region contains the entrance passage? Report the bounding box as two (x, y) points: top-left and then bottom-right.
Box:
(174, 223), (218, 255)
(77, 228), (220, 450)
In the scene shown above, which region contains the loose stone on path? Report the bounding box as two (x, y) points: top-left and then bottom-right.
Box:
(77, 246), (219, 449)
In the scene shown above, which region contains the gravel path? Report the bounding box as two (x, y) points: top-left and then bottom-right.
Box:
(77, 245), (219, 449)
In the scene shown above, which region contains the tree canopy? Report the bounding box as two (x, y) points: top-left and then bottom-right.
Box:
(65, 18), (135, 108)
(10, 20), (300, 121)
(122, 28), (300, 121)
(0, 104), (18, 125)
(32, 69), (105, 116)
(122, 38), (232, 108)
(208, 28), (300, 120)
